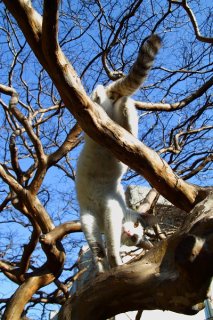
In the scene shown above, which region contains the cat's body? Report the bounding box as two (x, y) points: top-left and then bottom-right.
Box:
(76, 35), (161, 273)
(76, 86), (142, 272)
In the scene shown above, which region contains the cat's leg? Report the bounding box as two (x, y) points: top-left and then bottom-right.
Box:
(113, 97), (138, 137)
(81, 212), (107, 273)
(104, 198), (124, 268)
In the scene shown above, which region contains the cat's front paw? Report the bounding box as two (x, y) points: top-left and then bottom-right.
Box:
(95, 257), (109, 274)
(108, 254), (123, 268)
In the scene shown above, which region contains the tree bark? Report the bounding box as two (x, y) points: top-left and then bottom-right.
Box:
(58, 191), (213, 320)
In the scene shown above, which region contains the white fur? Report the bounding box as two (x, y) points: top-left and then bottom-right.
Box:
(76, 85), (143, 273)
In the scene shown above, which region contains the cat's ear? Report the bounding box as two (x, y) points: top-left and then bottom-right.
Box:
(138, 213), (157, 227)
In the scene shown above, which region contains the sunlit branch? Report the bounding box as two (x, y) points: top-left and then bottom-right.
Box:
(135, 188), (159, 213)
(135, 76), (213, 111)
(0, 164), (23, 195)
(0, 260), (21, 284)
(138, 188), (166, 241)
(3, 267), (60, 320)
(18, 221), (41, 281)
(40, 220), (82, 246)
(174, 126), (213, 152)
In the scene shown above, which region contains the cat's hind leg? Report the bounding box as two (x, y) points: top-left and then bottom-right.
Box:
(81, 212), (107, 273)
(104, 198), (124, 268)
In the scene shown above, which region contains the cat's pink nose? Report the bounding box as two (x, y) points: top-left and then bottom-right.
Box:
(125, 230), (133, 237)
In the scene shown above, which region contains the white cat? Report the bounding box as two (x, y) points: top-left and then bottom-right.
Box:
(76, 35), (161, 273)
(76, 86), (143, 272)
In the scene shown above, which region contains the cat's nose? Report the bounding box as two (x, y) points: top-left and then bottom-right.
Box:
(125, 230), (133, 237)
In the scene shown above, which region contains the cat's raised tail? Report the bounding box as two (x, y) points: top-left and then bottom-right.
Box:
(106, 34), (161, 98)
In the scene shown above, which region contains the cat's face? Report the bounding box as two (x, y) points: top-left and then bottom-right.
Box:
(121, 217), (144, 246)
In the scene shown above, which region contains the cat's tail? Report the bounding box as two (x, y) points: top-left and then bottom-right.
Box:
(106, 34), (161, 98)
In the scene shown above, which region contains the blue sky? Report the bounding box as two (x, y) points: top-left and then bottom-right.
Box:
(0, 0), (212, 318)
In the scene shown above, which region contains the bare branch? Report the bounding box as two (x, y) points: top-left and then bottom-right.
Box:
(18, 221), (41, 281)
(182, 154), (213, 181)
(9, 132), (24, 184)
(0, 84), (48, 194)
(3, 267), (59, 320)
(136, 188), (159, 213)
(0, 260), (21, 284)
(101, 0), (144, 80)
(47, 124), (82, 168)
(0, 194), (12, 212)
(0, 164), (23, 195)
(40, 220), (82, 246)
(171, 0), (213, 43)
(174, 126), (213, 152)
(135, 76), (213, 111)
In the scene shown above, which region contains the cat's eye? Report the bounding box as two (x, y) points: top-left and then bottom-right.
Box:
(134, 221), (139, 228)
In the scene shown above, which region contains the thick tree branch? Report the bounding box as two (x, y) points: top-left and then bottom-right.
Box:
(0, 260), (21, 284)
(18, 221), (41, 281)
(3, 267), (59, 320)
(137, 188), (159, 213)
(2, 195), (65, 320)
(0, 84), (17, 96)
(58, 192), (213, 320)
